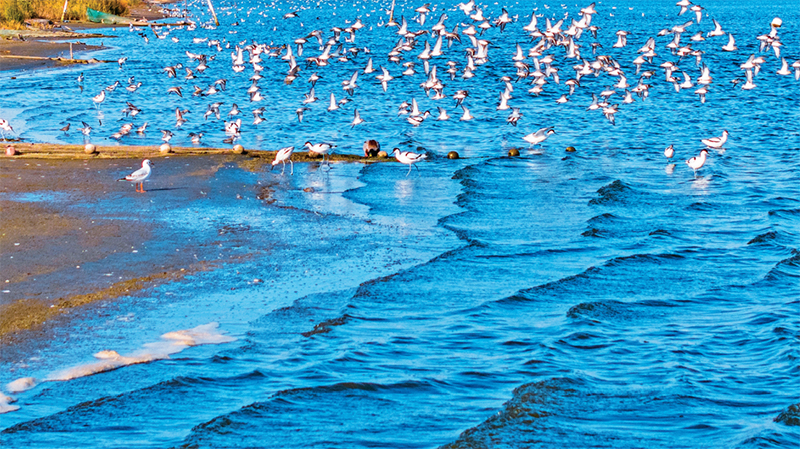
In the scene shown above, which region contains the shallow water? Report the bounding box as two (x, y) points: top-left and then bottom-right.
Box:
(1, 0), (799, 447)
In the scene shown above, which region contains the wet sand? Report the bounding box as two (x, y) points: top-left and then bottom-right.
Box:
(0, 152), (392, 360)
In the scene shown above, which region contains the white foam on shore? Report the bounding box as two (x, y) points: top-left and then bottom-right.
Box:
(1, 322), (235, 414)
(0, 392), (19, 414)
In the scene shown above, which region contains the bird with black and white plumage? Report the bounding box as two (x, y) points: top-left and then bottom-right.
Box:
(392, 148), (427, 176)
(701, 130), (729, 149)
(0, 118), (13, 140)
(686, 149), (709, 174)
(271, 146), (295, 175)
(304, 141), (336, 168)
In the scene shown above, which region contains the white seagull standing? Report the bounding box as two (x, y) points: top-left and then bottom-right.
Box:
(119, 159), (154, 193)
(271, 146), (295, 175)
(392, 148), (427, 176)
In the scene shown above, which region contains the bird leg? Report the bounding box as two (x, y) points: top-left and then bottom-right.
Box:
(289, 160), (294, 175)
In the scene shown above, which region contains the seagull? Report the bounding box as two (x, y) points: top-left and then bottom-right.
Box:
(507, 107), (522, 126)
(664, 144), (675, 158)
(118, 159), (154, 193)
(722, 33), (737, 51)
(296, 107), (310, 122)
(523, 127), (556, 146)
(304, 141), (335, 167)
(189, 132), (204, 144)
(77, 121), (92, 139)
(460, 105), (473, 121)
(392, 148), (427, 176)
(271, 146), (294, 175)
(686, 149), (709, 174)
(327, 92), (339, 112)
(701, 130), (729, 149)
(351, 108), (364, 127)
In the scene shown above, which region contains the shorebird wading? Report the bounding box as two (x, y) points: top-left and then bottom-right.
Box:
(392, 148), (427, 176)
(271, 146), (295, 175)
(305, 141), (335, 168)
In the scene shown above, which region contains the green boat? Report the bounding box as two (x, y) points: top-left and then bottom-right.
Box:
(86, 7), (139, 25)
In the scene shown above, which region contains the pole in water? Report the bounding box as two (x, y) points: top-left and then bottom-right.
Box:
(70, 42), (73, 59)
(60, 0), (68, 22)
(206, 0), (219, 26)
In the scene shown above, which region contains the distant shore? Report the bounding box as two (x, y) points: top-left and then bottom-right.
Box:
(0, 0), (180, 72)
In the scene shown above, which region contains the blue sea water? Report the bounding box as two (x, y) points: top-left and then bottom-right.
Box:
(1, 0), (799, 447)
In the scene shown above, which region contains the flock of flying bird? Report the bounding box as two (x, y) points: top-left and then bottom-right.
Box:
(3, 0), (798, 180)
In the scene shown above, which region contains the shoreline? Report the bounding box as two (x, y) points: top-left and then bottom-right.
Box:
(0, 149), (394, 355)
(2, 142), (397, 162)
(0, 0), (183, 72)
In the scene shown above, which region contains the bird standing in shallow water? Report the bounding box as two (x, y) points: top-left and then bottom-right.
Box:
(119, 159), (154, 193)
(701, 130), (729, 149)
(392, 148), (427, 176)
(0, 119), (14, 140)
(305, 141), (335, 168)
(92, 90), (105, 109)
(686, 149), (709, 175)
(271, 146), (295, 175)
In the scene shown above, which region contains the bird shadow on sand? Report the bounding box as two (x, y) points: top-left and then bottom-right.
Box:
(139, 187), (189, 192)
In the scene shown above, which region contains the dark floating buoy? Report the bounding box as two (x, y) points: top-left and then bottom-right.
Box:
(447, 151), (459, 159)
(565, 146), (577, 152)
(508, 148), (520, 157)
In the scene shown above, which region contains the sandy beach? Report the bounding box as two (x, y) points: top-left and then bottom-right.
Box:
(0, 144), (394, 360)
(0, 2), (399, 354)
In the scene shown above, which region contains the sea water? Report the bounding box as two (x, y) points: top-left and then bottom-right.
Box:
(0, 0), (798, 447)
